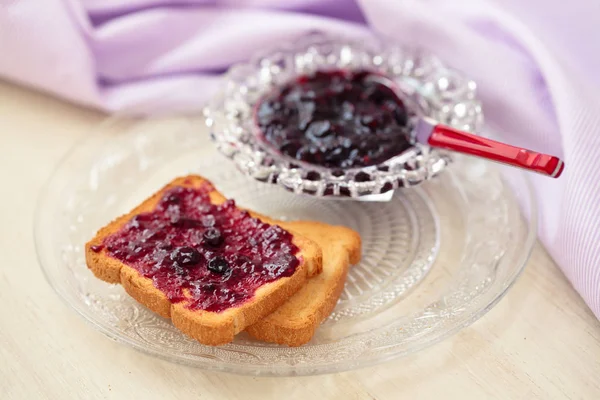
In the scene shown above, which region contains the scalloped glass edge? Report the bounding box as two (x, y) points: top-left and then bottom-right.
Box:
(204, 32), (484, 197)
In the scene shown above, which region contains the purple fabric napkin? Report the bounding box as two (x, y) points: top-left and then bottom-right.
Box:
(2, 0), (600, 317)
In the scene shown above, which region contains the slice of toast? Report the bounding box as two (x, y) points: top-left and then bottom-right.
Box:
(85, 176), (322, 346)
(246, 221), (361, 346)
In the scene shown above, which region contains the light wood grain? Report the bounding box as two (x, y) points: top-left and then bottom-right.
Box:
(0, 80), (598, 400)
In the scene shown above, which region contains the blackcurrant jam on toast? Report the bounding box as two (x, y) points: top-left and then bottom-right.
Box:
(92, 183), (300, 312)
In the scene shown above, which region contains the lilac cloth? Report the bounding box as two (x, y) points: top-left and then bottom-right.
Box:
(2, 1), (600, 317)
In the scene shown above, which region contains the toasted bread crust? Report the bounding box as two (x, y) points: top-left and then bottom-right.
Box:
(246, 222), (361, 346)
(85, 175), (322, 346)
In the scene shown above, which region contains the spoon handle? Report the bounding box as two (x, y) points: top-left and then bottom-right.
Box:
(416, 118), (564, 178)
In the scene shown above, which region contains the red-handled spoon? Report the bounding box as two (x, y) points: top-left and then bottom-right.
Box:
(415, 117), (564, 178)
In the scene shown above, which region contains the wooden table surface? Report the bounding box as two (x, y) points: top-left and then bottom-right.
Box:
(1, 81), (599, 400)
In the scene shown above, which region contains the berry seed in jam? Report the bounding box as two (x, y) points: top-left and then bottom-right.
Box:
(170, 246), (202, 267)
(208, 256), (230, 274)
(256, 70), (412, 169)
(99, 184), (300, 312)
(90, 244), (104, 253)
(203, 227), (224, 247)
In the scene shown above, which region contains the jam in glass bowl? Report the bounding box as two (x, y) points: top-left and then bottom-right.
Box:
(255, 69), (413, 170)
(204, 33), (483, 197)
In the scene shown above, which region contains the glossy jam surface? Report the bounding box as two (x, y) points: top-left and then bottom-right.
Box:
(97, 184), (299, 312)
(256, 70), (412, 169)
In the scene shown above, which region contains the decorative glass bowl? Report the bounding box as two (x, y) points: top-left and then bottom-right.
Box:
(204, 33), (483, 197)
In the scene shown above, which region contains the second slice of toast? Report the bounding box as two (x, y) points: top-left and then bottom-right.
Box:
(246, 221), (361, 346)
(85, 175), (322, 346)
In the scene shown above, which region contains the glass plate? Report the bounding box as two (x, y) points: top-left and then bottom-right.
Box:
(35, 115), (536, 376)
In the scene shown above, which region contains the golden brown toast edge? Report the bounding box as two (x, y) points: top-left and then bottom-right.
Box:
(85, 175), (322, 346)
